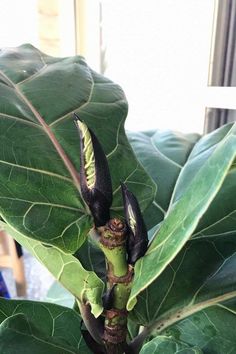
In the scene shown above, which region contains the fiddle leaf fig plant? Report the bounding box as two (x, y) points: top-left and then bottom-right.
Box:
(0, 44), (236, 354)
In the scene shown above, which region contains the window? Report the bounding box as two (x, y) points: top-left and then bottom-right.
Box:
(1, 0), (235, 133)
(205, 0), (236, 132)
(100, 0), (215, 133)
(77, 0), (236, 133)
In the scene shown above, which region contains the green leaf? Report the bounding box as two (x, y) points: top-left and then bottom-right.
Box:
(130, 127), (236, 326)
(128, 130), (200, 229)
(0, 44), (155, 254)
(191, 154), (236, 241)
(130, 233), (236, 326)
(127, 318), (140, 341)
(75, 237), (106, 281)
(0, 298), (90, 354)
(129, 150), (236, 350)
(140, 336), (202, 354)
(170, 124), (234, 205)
(165, 299), (236, 354)
(2, 222), (104, 317)
(128, 123), (236, 311)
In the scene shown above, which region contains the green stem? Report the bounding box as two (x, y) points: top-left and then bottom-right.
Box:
(99, 218), (133, 353)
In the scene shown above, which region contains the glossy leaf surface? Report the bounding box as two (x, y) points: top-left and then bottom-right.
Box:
(128, 123), (236, 310)
(128, 130), (200, 229)
(140, 336), (202, 354)
(0, 298), (90, 354)
(165, 299), (236, 354)
(0, 44), (155, 254)
(130, 233), (236, 326)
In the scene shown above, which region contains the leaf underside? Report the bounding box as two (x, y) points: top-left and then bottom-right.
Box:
(2, 222), (104, 318)
(165, 299), (236, 354)
(140, 336), (202, 354)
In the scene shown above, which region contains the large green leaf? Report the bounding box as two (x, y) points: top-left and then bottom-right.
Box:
(128, 130), (200, 229)
(0, 298), (90, 354)
(190, 134), (236, 241)
(130, 233), (236, 325)
(1, 221), (104, 317)
(128, 123), (236, 310)
(165, 299), (236, 353)
(170, 124), (234, 206)
(0, 44), (155, 254)
(129, 126), (236, 325)
(140, 336), (202, 354)
(128, 153), (236, 351)
(133, 245), (236, 353)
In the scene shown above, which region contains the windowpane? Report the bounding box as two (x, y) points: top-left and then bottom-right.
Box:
(101, 0), (215, 133)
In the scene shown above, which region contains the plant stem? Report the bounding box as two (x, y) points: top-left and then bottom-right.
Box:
(99, 218), (133, 354)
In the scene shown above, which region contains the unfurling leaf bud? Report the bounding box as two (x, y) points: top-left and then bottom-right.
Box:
(74, 114), (113, 227)
(121, 182), (148, 265)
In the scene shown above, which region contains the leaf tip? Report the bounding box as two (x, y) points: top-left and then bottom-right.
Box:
(73, 112), (82, 123)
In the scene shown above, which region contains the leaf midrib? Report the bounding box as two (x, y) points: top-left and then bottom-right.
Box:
(128, 124), (236, 311)
(148, 124), (236, 255)
(150, 135), (182, 169)
(0, 69), (81, 192)
(192, 209), (236, 238)
(147, 290), (236, 336)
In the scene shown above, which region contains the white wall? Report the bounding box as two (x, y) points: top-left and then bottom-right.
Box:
(0, 0), (39, 48)
(0, 0), (76, 58)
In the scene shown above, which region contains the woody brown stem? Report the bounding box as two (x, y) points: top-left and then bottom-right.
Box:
(99, 218), (133, 354)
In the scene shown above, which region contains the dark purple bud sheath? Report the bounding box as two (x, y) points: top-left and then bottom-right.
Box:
(79, 302), (104, 345)
(102, 284), (116, 310)
(81, 325), (106, 353)
(121, 182), (148, 265)
(74, 114), (113, 227)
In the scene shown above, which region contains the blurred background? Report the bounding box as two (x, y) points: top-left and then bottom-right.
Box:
(1, 0), (236, 134)
(0, 0), (236, 301)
